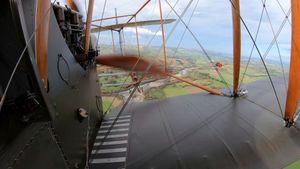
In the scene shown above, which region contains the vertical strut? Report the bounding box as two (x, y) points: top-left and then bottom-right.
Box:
(84, 0), (95, 55)
(115, 8), (123, 55)
(134, 17), (141, 57)
(111, 30), (116, 53)
(231, 0), (241, 96)
(36, 0), (51, 90)
(158, 0), (168, 72)
(284, 0), (300, 126)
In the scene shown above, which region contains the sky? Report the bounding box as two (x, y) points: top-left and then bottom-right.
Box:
(55, 0), (292, 62)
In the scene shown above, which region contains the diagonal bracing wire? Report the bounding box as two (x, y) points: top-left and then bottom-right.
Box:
(102, 0), (186, 115)
(165, 0), (232, 93)
(275, 0), (291, 25)
(172, 0), (200, 59)
(93, 53), (159, 151)
(99, 0), (181, 115)
(164, 0), (193, 45)
(229, 0), (284, 118)
(239, 6), (291, 90)
(99, 0), (208, 151)
(263, 9), (291, 60)
(261, 0), (288, 92)
(95, 0), (108, 48)
(0, 0), (57, 112)
(239, 0), (266, 89)
(134, 16), (142, 57)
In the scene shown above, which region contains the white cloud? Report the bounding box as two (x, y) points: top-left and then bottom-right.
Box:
(124, 27), (162, 36)
(54, 0), (292, 57)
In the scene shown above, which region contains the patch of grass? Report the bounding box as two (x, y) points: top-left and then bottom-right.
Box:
(163, 85), (188, 97)
(102, 96), (123, 113)
(284, 160), (300, 169)
(98, 45), (284, 102)
(102, 99), (112, 112)
(101, 86), (124, 94)
(145, 81), (206, 100)
(145, 88), (165, 100)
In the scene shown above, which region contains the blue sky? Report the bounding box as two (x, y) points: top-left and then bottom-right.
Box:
(56, 0), (292, 62)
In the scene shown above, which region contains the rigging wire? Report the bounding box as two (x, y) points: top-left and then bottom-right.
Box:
(275, 0), (291, 25)
(80, 0), (104, 161)
(239, 7), (291, 89)
(105, 0), (210, 113)
(101, 0), (235, 153)
(95, 0), (151, 51)
(93, 55), (158, 153)
(135, 0), (158, 44)
(164, 0), (193, 48)
(245, 98), (282, 119)
(229, 0), (284, 118)
(95, 0), (108, 48)
(150, 0), (158, 19)
(103, 0), (228, 115)
(103, 15), (143, 115)
(144, 0), (180, 48)
(84, 0), (89, 16)
(292, 125), (300, 133)
(263, 9), (291, 60)
(0, 0), (57, 112)
(164, 0), (232, 93)
(150, 1), (194, 72)
(172, 0), (200, 61)
(101, 0), (181, 115)
(238, 1), (266, 89)
(96, 0), (203, 151)
(261, 0), (288, 92)
(134, 16), (142, 57)
(96, 86), (138, 148)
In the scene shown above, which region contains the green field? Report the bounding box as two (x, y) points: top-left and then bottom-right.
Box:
(284, 160), (300, 169)
(102, 96), (123, 113)
(163, 86), (188, 97)
(99, 45), (284, 102)
(145, 82), (203, 100)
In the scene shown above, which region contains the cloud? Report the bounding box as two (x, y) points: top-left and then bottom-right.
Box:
(124, 27), (162, 36)
(54, 0), (292, 58)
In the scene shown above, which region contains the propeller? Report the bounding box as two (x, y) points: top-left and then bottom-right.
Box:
(95, 54), (223, 96)
(95, 54), (167, 76)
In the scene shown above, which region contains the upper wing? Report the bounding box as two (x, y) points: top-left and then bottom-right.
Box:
(91, 19), (176, 33)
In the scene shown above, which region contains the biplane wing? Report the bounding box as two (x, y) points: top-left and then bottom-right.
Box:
(91, 19), (176, 33)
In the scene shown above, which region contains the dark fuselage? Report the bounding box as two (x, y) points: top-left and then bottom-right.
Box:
(0, 1), (102, 168)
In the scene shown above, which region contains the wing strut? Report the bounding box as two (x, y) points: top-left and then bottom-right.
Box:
(158, 0), (168, 72)
(231, 0), (241, 97)
(36, 0), (51, 90)
(284, 0), (300, 127)
(84, 0), (95, 56)
(167, 74), (223, 96)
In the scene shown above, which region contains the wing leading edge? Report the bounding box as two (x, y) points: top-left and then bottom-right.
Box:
(91, 19), (176, 33)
